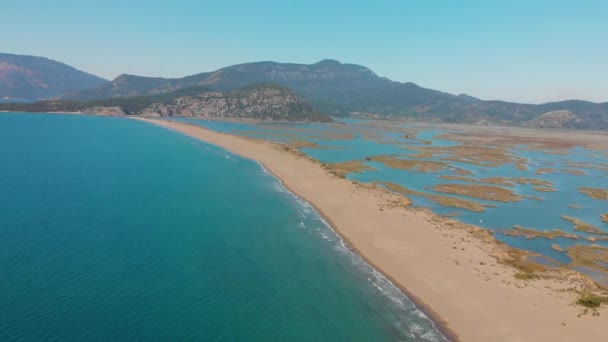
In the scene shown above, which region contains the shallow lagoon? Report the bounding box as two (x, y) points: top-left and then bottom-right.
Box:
(174, 117), (608, 281)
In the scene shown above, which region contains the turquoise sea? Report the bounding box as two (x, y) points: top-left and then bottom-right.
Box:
(0, 113), (447, 341)
(170, 117), (608, 284)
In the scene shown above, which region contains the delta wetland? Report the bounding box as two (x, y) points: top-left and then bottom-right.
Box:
(170, 117), (608, 290)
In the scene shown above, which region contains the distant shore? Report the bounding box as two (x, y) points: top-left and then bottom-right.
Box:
(0, 110), (118, 116)
(135, 117), (607, 341)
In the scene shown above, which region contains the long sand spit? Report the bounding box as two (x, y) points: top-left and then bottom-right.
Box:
(135, 117), (607, 342)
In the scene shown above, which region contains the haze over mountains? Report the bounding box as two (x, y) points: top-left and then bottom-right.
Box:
(0, 53), (106, 100)
(1, 53), (607, 129)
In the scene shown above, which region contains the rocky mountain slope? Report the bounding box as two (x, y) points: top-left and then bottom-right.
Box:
(138, 84), (328, 121)
(62, 59), (464, 116)
(0, 83), (331, 122)
(526, 110), (583, 129)
(60, 59), (608, 129)
(0, 53), (107, 100)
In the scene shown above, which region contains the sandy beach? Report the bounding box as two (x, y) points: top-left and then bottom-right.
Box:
(136, 117), (608, 341)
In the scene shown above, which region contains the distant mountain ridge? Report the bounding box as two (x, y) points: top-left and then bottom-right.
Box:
(60, 59), (608, 129)
(2, 53), (607, 129)
(0, 83), (331, 122)
(0, 53), (107, 100)
(63, 59), (466, 115)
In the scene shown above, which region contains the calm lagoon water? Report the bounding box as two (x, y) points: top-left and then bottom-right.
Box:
(173, 117), (608, 271)
(0, 113), (447, 341)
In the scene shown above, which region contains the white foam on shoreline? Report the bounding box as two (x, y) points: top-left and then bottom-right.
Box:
(141, 119), (450, 341)
(255, 160), (450, 342)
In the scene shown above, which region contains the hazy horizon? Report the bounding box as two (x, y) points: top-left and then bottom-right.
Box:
(2, 0), (607, 104)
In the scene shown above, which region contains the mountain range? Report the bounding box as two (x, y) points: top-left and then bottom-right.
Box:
(0, 53), (106, 100)
(1, 53), (607, 129)
(0, 83), (330, 122)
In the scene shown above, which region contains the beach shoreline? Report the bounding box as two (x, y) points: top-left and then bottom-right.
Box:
(254, 157), (457, 341)
(135, 117), (608, 342)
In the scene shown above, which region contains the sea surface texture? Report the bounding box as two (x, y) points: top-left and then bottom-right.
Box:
(0, 113), (446, 341)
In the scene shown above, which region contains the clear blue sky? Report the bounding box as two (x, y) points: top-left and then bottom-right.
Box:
(2, 0), (606, 103)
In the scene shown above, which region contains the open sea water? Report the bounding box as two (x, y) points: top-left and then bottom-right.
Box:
(0, 113), (446, 341)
